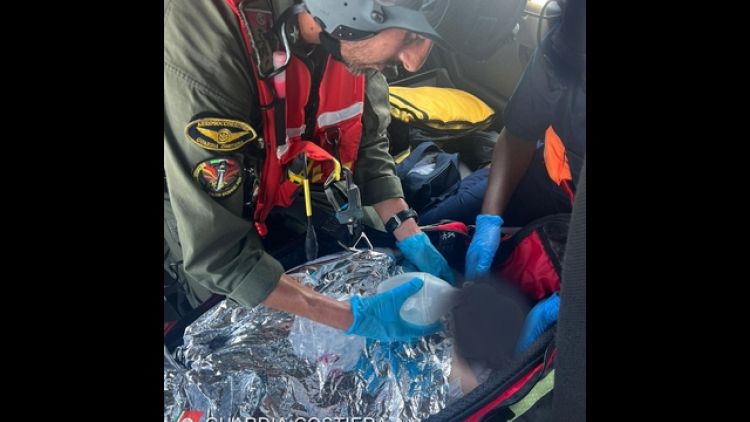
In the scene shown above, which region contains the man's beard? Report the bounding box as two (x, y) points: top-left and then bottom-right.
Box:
(346, 64), (368, 75)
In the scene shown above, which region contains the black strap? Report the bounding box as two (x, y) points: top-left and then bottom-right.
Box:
(269, 2), (306, 37)
(552, 156), (586, 421)
(385, 208), (419, 234)
(319, 31), (344, 62)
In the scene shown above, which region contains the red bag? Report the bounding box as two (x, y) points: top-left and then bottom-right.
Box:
(494, 213), (570, 300)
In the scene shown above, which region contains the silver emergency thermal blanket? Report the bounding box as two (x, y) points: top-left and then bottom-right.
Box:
(164, 249), (460, 422)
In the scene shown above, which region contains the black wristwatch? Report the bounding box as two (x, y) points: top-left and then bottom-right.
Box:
(385, 208), (419, 234)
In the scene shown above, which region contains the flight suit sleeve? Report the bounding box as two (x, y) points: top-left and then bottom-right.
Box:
(353, 70), (405, 206)
(164, 0), (283, 308)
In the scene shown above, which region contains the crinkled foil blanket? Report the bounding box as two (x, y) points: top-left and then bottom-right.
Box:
(164, 250), (458, 422)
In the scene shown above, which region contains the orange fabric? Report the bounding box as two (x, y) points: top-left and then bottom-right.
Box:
(543, 126), (572, 186)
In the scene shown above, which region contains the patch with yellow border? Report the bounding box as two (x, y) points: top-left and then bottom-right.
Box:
(185, 118), (257, 152)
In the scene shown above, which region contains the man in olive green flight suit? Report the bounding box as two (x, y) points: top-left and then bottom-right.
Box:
(164, 0), (455, 342)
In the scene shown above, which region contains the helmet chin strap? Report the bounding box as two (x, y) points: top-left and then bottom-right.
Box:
(319, 31), (345, 62)
(381, 65), (400, 79)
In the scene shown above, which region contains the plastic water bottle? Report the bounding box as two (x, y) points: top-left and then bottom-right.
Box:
(376, 272), (458, 326)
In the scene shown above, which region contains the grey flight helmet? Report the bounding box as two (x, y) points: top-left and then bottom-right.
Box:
(302, 0), (528, 61)
(303, 0), (453, 46)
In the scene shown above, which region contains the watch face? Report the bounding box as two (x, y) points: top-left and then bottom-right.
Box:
(387, 209), (418, 233)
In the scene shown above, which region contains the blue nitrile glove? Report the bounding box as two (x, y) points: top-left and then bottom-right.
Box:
(465, 214), (504, 280)
(396, 232), (456, 285)
(346, 278), (443, 342)
(515, 292), (560, 353)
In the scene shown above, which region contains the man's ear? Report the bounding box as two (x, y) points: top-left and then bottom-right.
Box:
(397, 37), (433, 72)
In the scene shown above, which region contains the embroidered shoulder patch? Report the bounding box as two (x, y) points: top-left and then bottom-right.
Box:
(185, 118), (258, 152)
(192, 157), (243, 198)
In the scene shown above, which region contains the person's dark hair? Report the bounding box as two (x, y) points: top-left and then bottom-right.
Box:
(452, 275), (531, 370)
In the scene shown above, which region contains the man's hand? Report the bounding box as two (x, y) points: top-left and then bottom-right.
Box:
(397, 232), (455, 284)
(346, 278), (442, 342)
(465, 214), (504, 280)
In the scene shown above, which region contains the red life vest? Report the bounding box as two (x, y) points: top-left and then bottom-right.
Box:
(224, 1), (365, 237)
